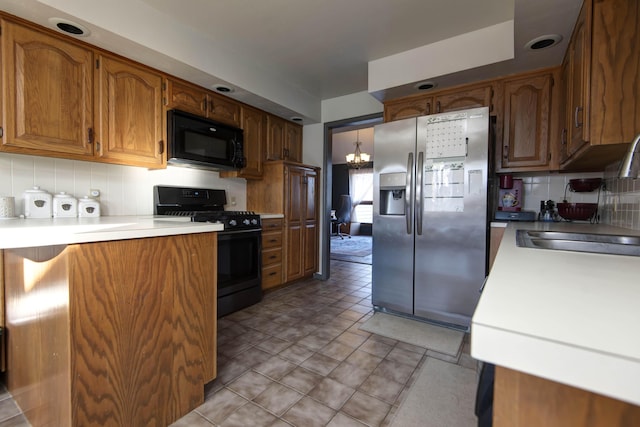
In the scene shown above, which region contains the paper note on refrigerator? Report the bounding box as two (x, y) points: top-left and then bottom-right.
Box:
(423, 160), (465, 212)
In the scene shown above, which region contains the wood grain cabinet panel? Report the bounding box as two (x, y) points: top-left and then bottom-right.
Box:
(433, 84), (493, 114)
(266, 115), (303, 162)
(499, 71), (555, 170)
(494, 366), (640, 427)
(261, 218), (284, 289)
(384, 96), (432, 122)
(1, 19), (94, 157)
(3, 233), (217, 427)
(95, 54), (165, 168)
(247, 162), (319, 285)
(220, 105), (266, 179)
(560, 0), (640, 171)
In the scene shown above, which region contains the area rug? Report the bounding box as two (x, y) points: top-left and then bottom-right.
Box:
(330, 235), (372, 265)
(359, 312), (464, 357)
(390, 357), (477, 427)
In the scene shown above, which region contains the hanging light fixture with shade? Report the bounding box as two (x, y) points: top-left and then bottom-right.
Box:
(346, 129), (371, 169)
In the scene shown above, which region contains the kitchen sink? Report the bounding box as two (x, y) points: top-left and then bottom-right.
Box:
(516, 230), (640, 257)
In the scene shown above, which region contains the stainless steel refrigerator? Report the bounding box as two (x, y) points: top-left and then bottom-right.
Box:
(372, 106), (490, 329)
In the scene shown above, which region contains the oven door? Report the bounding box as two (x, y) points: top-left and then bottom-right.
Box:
(217, 229), (262, 298)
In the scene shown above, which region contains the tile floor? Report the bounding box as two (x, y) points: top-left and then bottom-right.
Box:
(0, 259), (476, 427)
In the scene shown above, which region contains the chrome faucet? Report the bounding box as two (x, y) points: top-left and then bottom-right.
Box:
(618, 134), (640, 178)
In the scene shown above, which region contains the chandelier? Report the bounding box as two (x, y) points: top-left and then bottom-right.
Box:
(345, 130), (370, 169)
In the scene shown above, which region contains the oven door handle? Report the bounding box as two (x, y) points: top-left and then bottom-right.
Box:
(217, 228), (262, 235)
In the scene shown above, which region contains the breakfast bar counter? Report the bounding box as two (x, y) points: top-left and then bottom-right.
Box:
(471, 221), (640, 413)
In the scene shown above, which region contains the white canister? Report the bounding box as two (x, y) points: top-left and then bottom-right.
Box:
(24, 186), (53, 218)
(53, 192), (78, 218)
(78, 196), (100, 218)
(0, 196), (16, 218)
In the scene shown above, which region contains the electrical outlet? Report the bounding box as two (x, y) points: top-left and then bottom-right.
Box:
(230, 196), (237, 206)
(89, 189), (100, 198)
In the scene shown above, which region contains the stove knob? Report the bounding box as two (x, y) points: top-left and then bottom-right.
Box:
(243, 219), (250, 225)
(229, 219), (237, 226)
(251, 219), (258, 225)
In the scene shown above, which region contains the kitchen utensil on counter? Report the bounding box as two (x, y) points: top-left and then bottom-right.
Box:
(539, 200), (560, 222)
(0, 196), (16, 219)
(78, 196), (100, 217)
(53, 192), (78, 218)
(557, 203), (598, 222)
(23, 186), (52, 218)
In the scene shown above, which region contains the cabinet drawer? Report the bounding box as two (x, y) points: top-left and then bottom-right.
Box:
(262, 231), (283, 249)
(262, 264), (283, 289)
(262, 247), (282, 266)
(262, 218), (283, 231)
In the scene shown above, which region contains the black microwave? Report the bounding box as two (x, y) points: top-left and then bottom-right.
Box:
(167, 109), (246, 171)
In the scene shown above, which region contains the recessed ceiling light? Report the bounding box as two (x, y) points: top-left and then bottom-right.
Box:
(525, 34), (562, 50)
(290, 116), (304, 122)
(414, 81), (437, 91)
(48, 18), (90, 37)
(213, 84), (234, 93)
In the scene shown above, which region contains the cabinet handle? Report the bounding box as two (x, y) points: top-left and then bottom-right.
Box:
(284, 148), (289, 158)
(0, 127), (3, 138)
(269, 272), (277, 276)
(436, 101), (441, 113)
(574, 106), (583, 128)
(88, 128), (94, 144)
(269, 239), (278, 243)
(96, 142), (101, 152)
(503, 145), (509, 159)
(426, 102), (431, 115)
(561, 128), (567, 146)
(269, 255), (277, 259)
(158, 140), (165, 154)
(202, 99), (207, 112)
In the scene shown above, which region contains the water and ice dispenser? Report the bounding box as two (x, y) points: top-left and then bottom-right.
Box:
(379, 172), (406, 215)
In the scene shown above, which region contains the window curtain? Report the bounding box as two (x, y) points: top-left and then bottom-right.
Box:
(348, 167), (373, 222)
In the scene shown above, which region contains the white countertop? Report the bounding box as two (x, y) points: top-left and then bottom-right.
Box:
(259, 213), (285, 219)
(471, 221), (640, 406)
(0, 216), (223, 249)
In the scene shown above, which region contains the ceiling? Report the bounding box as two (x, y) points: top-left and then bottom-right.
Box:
(1, 0), (583, 123)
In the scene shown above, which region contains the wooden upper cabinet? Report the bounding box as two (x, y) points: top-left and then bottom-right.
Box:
(384, 96), (432, 122)
(560, 0), (640, 171)
(165, 79), (241, 128)
(266, 115), (303, 162)
(1, 19), (94, 157)
(434, 84), (493, 114)
(165, 79), (208, 117)
(95, 54), (165, 168)
(220, 105), (266, 179)
(499, 71), (554, 171)
(266, 115), (286, 161)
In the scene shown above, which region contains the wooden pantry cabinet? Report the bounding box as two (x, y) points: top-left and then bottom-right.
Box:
(165, 78), (241, 128)
(0, 17), (166, 168)
(3, 233), (217, 427)
(247, 161), (319, 284)
(266, 115), (303, 163)
(559, 0), (640, 171)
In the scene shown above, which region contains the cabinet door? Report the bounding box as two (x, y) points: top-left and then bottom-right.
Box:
(166, 79), (208, 117)
(384, 96), (432, 122)
(239, 106), (265, 178)
(303, 170), (318, 276)
(1, 20), (93, 156)
(95, 54), (165, 168)
(565, 1), (591, 158)
(208, 92), (241, 127)
(434, 85), (493, 114)
(500, 73), (553, 169)
(285, 122), (303, 162)
(285, 166), (304, 281)
(266, 115), (286, 161)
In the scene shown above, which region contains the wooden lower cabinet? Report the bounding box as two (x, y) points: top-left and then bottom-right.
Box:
(3, 233), (217, 427)
(494, 366), (640, 427)
(261, 218), (284, 289)
(247, 161), (319, 285)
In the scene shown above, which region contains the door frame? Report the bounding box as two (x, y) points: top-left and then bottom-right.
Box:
(318, 113), (382, 280)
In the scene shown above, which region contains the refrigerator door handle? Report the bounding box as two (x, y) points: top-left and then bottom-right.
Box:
(406, 152), (414, 234)
(416, 151), (424, 235)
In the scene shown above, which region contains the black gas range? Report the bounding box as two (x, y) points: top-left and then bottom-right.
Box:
(154, 185), (261, 232)
(154, 185), (263, 317)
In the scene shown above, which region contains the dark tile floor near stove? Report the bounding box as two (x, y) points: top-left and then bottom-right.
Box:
(0, 260), (474, 426)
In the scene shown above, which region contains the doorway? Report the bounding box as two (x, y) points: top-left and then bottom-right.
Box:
(321, 113), (382, 279)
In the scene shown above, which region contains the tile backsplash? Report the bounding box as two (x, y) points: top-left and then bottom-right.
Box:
(0, 153), (246, 217)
